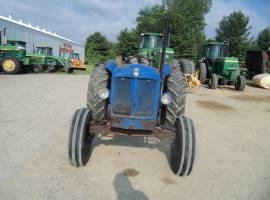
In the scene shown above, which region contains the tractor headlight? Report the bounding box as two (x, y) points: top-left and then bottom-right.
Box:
(161, 93), (172, 105)
(98, 88), (109, 99)
(133, 67), (139, 77)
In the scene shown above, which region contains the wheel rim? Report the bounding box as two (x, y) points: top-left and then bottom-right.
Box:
(3, 59), (16, 72)
(34, 66), (40, 72)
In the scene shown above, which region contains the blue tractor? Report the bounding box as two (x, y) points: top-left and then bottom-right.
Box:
(68, 19), (196, 176)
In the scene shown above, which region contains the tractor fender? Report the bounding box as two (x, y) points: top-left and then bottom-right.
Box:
(105, 60), (117, 73)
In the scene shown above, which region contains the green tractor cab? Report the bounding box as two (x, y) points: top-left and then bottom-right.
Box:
(196, 41), (245, 90)
(36, 46), (53, 56)
(138, 33), (174, 67)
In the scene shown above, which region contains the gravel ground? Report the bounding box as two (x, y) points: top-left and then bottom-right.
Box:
(0, 74), (269, 200)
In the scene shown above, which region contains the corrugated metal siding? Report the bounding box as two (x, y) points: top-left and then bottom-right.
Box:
(0, 18), (84, 60)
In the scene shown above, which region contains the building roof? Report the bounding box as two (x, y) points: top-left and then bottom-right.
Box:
(0, 14), (82, 46)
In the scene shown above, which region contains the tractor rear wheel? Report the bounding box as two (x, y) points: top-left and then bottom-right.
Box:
(196, 62), (207, 83)
(1, 56), (21, 74)
(209, 74), (218, 89)
(179, 59), (195, 74)
(235, 75), (245, 91)
(87, 64), (109, 120)
(170, 116), (196, 176)
(68, 108), (93, 167)
(165, 67), (187, 128)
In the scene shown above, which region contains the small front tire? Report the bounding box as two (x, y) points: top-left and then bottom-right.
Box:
(235, 75), (245, 91)
(68, 108), (93, 167)
(170, 116), (196, 176)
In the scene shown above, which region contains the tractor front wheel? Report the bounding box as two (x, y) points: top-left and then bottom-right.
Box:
(33, 65), (42, 73)
(209, 74), (218, 89)
(68, 108), (93, 167)
(1, 56), (21, 74)
(170, 116), (196, 176)
(235, 75), (246, 91)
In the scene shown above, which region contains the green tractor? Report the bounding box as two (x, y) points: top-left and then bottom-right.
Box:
(138, 33), (174, 66)
(0, 34), (32, 74)
(30, 46), (72, 73)
(137, 33), (195, 75)
(27, 46), (56, 73)
(196, 41), (246, 90)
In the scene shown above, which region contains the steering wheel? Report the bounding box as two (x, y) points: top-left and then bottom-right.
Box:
(126, 55), (151, 64)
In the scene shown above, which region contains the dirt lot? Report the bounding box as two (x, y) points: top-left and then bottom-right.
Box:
(0, 74), (269, 200)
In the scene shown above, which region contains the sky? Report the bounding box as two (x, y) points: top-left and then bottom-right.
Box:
(0, 0), (269, 44)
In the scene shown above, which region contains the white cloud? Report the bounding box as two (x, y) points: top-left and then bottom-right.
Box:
(1, 0), (269, 43)
(0, 0), (162, 43)
(205, 0), (270, 39)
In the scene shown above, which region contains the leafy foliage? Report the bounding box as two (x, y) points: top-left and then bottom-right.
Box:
(215, 11), (252, 59)
(257, 28), (270, 51)
(116, 28), (139, 57)
(136, 5), (166, 34)
(85, 32), (115, 64)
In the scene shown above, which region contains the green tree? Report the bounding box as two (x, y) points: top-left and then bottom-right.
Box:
(257, 27), (270, 51)
(116, 28), (139, 57)
(215, 11), (252, 59)
(85, 32), (114, 63)
(136, 5), (166, 34)
(169, 0), (212, 59)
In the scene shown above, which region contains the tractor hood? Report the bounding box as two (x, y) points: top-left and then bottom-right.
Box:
(106, 61), (171, 79)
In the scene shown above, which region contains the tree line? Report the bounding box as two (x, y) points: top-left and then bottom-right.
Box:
(85, 0), (270, 64)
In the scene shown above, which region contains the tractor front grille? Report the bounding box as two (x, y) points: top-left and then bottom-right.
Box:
(112, 77), (156, 117)
(113, 78), (131, 115)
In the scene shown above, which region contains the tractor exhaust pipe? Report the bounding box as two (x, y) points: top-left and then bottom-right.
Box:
(159, 17), (170, 81)
(3, 28), (7, 45)
(224, 41), (229, 57)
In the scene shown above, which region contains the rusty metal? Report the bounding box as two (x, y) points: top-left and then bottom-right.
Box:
(110, 116), (156, 130)
(89, 121), (174, 141)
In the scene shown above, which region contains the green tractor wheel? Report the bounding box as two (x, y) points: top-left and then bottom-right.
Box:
(179, 59), (195, 74)
(1, 56), (21, 74)
(209, 74), (218, 89)
(235, 75), (245, 91)
(33, 65), (42, 73)
(196, 62), (207, 84)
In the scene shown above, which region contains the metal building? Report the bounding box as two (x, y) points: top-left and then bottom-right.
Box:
(0, 14), (84, 60)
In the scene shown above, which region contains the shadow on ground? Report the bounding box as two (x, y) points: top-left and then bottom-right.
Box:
(113, 172), (149, 200)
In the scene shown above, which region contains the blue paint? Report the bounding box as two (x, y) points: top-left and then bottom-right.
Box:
(105, 61), (172, 130)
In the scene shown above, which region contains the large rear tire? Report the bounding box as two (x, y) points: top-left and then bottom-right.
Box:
(196, 62), (207, 83)
(1, 56), (21, 74)
(165, 67), (187, 128)
(170, 116), (196, 176)
(87, 64), (109, 120)
(68, 108), (93, 167)
(179, 59), (195, 74)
